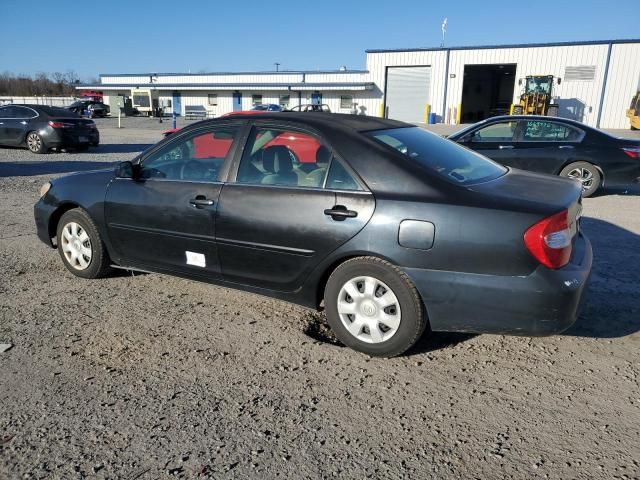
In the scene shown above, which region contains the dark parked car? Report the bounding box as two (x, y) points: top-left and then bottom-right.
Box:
(448, 115), (640, 197)
(34, 113), (591, 357)
(67, 100), (110, 118)
(0, 104), (99, 153)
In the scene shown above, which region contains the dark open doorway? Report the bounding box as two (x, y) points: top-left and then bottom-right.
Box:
(461, 64), (516, 123)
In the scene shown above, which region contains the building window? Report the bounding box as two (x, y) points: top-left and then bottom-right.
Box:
(279, 94), (290, 108)
(208, 94), (218, 106)
(340, 95), (353, 109)
(252, 94), (263, 106)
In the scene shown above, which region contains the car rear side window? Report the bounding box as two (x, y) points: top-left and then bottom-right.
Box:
(235, 127), (332, 188)
(366, 127), (507, 185)
(141, 125), (241, 182)
(520, 120), (584, 142)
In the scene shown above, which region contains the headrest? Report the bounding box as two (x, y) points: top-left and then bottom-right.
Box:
(263, 146), (293, 173)
(315, 145), (332, 166)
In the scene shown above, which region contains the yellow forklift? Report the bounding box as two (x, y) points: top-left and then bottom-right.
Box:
(627, 91), (640, 130)
(511, 75), (561, 116)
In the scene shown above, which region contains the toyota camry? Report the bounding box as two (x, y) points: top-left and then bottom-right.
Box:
(34, 113), (592, 357)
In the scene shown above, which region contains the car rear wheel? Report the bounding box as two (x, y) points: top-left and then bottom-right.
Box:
(26, 131), (47, 154)
(324, 257), (427, 357)
(560, 161), (601, 197)
(56, 208), (112, 279)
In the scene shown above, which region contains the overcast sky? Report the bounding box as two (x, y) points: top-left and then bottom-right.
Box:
(1, 0), (638, 80)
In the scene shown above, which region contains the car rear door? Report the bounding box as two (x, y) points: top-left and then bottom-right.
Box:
(507, 120), (583, 174)
(104, 122), (244, 278)
(462, 119), (520, 167)
(215, 122), (375, 292)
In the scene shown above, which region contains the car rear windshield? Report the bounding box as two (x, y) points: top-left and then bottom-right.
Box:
(366, 127), (507, 185)
(39, 106), (79, 118)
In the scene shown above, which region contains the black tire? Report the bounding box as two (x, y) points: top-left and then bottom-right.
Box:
(25, 131), (47, 154)
(75, 145), (89, 152)
(559, 161), (601, 197)
(512, 105), (523, 115)
(547, 105), (559, 117)
(324, 256), (427, 357)
(56, 208), (112, 279)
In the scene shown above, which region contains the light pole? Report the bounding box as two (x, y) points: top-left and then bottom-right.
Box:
(274, 62), (280, 72)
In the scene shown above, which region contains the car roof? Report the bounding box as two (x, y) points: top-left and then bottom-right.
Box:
(207, 112), (409, 132)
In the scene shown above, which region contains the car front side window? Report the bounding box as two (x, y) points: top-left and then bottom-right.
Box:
(470, 122), (518, 142)
(141, 125), (240, 182)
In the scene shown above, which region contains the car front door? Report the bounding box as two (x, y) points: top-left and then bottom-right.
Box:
(462, 120), (520, 167)
(215, 122), (375, 291)
(104, 122), (244, 278)
(509, 120), (584, 174)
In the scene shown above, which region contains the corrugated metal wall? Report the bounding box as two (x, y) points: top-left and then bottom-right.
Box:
(366, 42), (639, 128)
(599, 43), (640, 128)
(445, 45), (609, 127)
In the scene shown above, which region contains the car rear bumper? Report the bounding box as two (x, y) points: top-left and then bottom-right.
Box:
(402, 232), (592, 336)
(43, 129), (99, 148)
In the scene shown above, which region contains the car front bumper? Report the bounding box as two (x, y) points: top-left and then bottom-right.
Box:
(34, 198), (56, 247)
(402, 232), (592, 336)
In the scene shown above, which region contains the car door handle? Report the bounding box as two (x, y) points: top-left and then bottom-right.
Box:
(324, 206), (358, 220)
(498, 145), (514, 149)
(189, 197), (214, 208)
(559, 145), (574, 149)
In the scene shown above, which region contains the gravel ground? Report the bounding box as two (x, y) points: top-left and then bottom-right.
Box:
(1, 117), (639, 479)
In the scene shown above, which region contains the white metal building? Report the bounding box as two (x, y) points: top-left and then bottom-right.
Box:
(80, 38), (640, 129)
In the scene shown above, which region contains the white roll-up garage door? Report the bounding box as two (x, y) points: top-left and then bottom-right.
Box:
(385, 66), (431, 123)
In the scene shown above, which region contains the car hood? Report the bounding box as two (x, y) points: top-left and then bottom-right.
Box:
(468, 168), (582, 215)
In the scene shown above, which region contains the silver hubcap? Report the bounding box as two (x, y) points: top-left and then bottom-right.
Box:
(567, 167), (594, 192)
(27, 133), (41, 151)
(60, 222), (92, 270)
(337, 276), (401, 344)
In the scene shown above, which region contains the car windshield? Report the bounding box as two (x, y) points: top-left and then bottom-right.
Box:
(366, 127), (507, 185)
(251, 105), (269, 111)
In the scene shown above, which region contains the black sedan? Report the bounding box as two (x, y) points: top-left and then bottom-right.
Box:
(448, 115), (640, 196)
(34, 113), (591, 357)
(67, 100), (110, 118)
(0, 104), (99, 153)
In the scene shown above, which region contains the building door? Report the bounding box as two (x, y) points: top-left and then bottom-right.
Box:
(311, 92), (322, 105)
(233, 92), (242, 111)
(460, 64), (516, 123)
(385, 66), (431, 123)
(172, 91), (181, 116)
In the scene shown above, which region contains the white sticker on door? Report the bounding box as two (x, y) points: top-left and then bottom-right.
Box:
(185, 251), (206, 268)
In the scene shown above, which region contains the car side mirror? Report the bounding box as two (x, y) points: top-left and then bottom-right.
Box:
(557, 77), (562, 85)
(115, 161), (136, 179)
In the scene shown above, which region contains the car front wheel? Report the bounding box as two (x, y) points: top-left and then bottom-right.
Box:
(324, 257), (427, 357)
(56, 208), (112, 279)
(560, 161), (601, 197)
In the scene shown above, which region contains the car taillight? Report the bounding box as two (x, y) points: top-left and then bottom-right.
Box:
(524, 209), (573, 269)
(622, 147), (640, 159)
(48, 121), (66, 128)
